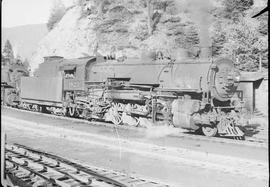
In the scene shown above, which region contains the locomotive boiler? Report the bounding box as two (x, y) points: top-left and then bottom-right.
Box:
(18, 49), (246, 137)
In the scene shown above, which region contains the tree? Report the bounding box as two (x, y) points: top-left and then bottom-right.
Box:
(211, 20), (227, 56)
(1, 53), (5, 66)
(15, 55), (23, 65)
(23, 58), (30, 70)
(76, 0), (86, 7)
(47, 0), (66, 31)
(221, 0), (254, 21)
(145, 0), (164, 35)
(97, 0), (107, 16)
(146, 0), (153, 35)
(211, 0), (267, 71)
(2, 40), (14, 65)
(221, 16), (267, 71)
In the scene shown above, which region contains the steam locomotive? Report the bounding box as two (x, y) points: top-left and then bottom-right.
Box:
(1, 63), (29, 106)
(2, 49), (246, 137)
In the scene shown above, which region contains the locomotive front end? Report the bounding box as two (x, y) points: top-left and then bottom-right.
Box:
(209, 58), (241, 102)
(205, 58), (247, 138)
(169, 53), (246, 138)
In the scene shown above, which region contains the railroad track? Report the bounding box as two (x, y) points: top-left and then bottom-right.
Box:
(4, 143), (169, 187)
(172, 132), (268, 148)
(3, 106), (268, 148)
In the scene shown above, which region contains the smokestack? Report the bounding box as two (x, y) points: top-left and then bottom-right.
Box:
(175, 48), (189, 60)
(200, 47), (211, 59)
(181, 0), (213, 60)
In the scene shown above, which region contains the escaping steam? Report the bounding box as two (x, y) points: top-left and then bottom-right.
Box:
(138, 118), (188, 138)
(175, 0), (213, 49)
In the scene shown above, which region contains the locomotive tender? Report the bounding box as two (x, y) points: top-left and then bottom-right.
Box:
(16, 49), (245, 137)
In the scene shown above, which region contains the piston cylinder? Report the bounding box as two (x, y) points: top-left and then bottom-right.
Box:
(171, 99), (200, 130)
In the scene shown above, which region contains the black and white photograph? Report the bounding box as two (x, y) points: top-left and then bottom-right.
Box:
(1, 0), (268, 186)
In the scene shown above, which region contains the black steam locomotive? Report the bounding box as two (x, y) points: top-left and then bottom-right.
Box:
(2, 49), (247, 138)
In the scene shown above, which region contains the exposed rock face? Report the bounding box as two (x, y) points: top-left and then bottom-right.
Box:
(30, 3), (150, 71)
(30, 1), (210, 72)
(30, 7), (93, 71)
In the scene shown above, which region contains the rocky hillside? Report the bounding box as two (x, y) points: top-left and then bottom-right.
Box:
(30, 0), (268, 72)
(30, 0), (208, 71)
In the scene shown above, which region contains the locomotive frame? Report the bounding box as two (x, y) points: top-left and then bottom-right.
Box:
(4, 52), (247, 138)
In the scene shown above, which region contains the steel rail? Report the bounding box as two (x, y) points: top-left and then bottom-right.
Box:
(5, 144), (169, 187)
(7, 144), (127, 187)
(6, 150), (93, 186)
(5, 158), (61, 187)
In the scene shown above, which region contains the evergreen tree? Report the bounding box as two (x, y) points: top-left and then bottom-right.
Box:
(221, 16), (267, 71)
(97, 0), (107, 16)
(211, 21), (226, 56)
(1, 53), (4, 66)
(15, 55), (23, 65)
(211, 0), (268, 71)
(47, 0), (66, 31)
(76, 0), (85, 7)
(23, 58), (30, 69)
(222, 0), (254, 21)
(2, 40), (14, 65)
(146, 0), (153, 35)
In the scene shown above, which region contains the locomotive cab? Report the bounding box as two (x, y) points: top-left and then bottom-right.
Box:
(18, 53), (246, 138)
(63, 66), (76, 78)
(60, 57), (96, 91)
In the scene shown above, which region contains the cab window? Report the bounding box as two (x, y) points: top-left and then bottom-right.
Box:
(64, 69), (76, 79)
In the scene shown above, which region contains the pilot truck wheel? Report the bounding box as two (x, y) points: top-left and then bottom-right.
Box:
(201, 126), (218, 137)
